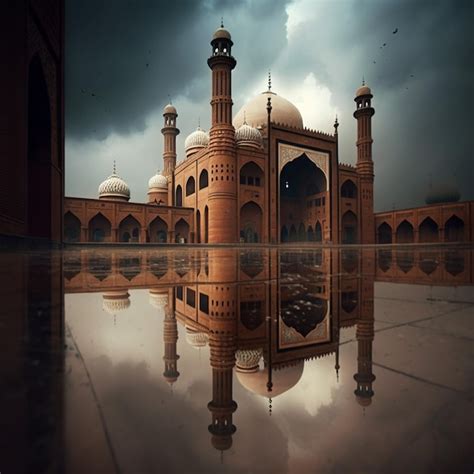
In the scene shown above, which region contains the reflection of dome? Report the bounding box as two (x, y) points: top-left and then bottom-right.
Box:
(233, 91), (303, 129)
(213, 27), (231, 41)
(235, 123), (263, 149)
(211, 434), (233, 451)
(356, 395), (372, 407)
(236, 360), (304, 398)
(184, 127), (209, 156)
(185, 326), (209, 348)
(425, 185), (460, 205)
(98, 171), (130, 201)
(102, 291), (130, 314)
(149, 289), (168, 309)
(235, 348), (262, 372)
(163, 103), (177, 115)
(148, 171), (168, 190)
(355, 84), (372, 97)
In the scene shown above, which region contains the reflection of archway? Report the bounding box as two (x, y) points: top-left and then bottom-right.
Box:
(88, 254), (112, 281)
(240, 300), (263, 330)
(341, 180), (357, 199)
(396, 220), (414, 243)
(148, 255), (168, 279)
(149, 216), (168, 243)
(119, 215), (141, 242)
(240, 201), (262, 243)
(342, 249), (358, 273)
(28, 55), (52, 239)
(419, 251), (438, 275)
(377, 222), (392, 244)
(377, 249), (392, 272)
(315, 222), (322, 242)
(176, 185), (183, 206)
(445, 250), (464, 276)
(396, 250), (414, 273)
(64, 212), (81, 242)
(341, 291), (358, 313)
(281, 226), (289, 243)
(342, 211), (358, 244)
(444, 215), (464, 242)
(280, 154), (327, 243)
(199, 169), (208, 190)
(419, 217), (438, 243)
(240, 250), (264, 278)
(175, 219), (190, 243)
(89, 213), (111, 242)
(119, 256), (141, 280)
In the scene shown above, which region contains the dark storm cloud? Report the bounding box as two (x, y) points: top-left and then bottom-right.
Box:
(66, 0), (288, 139)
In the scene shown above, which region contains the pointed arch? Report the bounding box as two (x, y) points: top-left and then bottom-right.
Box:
(186, 176), (195, 196)
(289, 224), (297, 242)
(396, 250), (414, 273)
(240, 201), (263, 243)
(419, 251), (438, 275)
(89, 213), (111, 242)
(377, 222), (392, 244)
(341, 179), (357, 199)
(175, 185), (183, 206)
(64, 211), (81, 242)
(199, 169), (209, 190)
(281, 225), (289, 243)
(175, 218), (190, 243)
(149, 216), (168, 243)
(342, 211), (358, 244)
(315, 221), (322, 242)
(119, 215), (141, 242)
(419, 217), (438, 243)
(307, 225), (314, 241)
(396, 220), (414, 243)
(444, 215), (464, 242)
(240, 161), (264, 187)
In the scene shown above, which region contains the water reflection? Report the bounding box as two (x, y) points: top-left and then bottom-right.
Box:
(1, 246), (473, 473)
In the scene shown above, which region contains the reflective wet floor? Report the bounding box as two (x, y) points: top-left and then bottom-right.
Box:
(1, 246), (473, 473)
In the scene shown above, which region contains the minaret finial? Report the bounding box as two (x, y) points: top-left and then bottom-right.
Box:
(221, 17), (224, 28)
(167, 93), (172, 105)
(334, 114), (339, 134)
(113, 160), (116, 174)
(268, 70), (272, 91)
(362, 76), (365, 86)
(198, 117), (201, 129)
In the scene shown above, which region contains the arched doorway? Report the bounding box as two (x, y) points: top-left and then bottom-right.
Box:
(196, 210), (201, 243)
(204, 206), (209, 243)
(176, 185), (183, 206)
(119, 215), (141, 242)
(341, 180), (357, 199)
(396, 220), (414, 243)
(149, 216), (168, 243)
(444, 215), (464, 242)
(89, 213), (111, 242)
(175, 218), (190, 243)
(28, 55), (52, 239)
(240, 201), (263, 243)
(377, 222), (392, 244)
(64, 212), (81, 242)
(341, 211), (358, 244)
(280, 154), (327, 243)
(419, 217), (438, 243)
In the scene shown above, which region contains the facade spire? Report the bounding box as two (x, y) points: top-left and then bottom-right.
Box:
(334, 115), (339, 135)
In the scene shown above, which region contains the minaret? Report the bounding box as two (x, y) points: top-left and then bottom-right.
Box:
(207, 21), (237, 243)
(353, 248), (376, 408)
(353, 80), (375, 244)
(163, 297), (180, 385)
(161, 103), (179, 205)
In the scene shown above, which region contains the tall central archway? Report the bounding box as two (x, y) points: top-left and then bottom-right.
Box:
(279, 154), (327, 243)
(240, 201), (263, 243)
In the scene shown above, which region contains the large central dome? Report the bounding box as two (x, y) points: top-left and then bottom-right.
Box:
(233, 91), (304, 129)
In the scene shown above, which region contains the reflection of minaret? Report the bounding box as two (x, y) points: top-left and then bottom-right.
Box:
(163, 295), (179, 385)
(207, 252), (238, 451)
(354, 249), (376, 407)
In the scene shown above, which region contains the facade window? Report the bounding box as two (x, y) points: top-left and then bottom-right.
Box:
(199, 293), (209, 314)
(186, 288), (196, 308)
(176, 286), (183, 301)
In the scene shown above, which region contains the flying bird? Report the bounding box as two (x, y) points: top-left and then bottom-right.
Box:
(393, 28), (398, 34)
(383, 43), (387, 47)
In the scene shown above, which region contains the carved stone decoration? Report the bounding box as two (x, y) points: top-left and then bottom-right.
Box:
(278, 143), (329, 190)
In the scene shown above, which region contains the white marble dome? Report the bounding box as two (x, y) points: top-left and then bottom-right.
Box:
(148, 171), (168, 190)
(184, 127), (209, 156)
(98, 171), (130, 201)
(185, 326), (209, 348)
(102, 291), (131, 314)
(234, 90), (303, 129)
(235, 123), (263, 149)
(236, 348), (263, 373)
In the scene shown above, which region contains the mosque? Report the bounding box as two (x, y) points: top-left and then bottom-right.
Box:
(62, 23), (472, 245)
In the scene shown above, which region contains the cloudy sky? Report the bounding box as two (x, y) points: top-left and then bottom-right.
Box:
(65, 0), (473, 211)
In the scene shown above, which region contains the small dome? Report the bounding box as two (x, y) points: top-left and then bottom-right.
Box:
(184, 127), (209, 156)
(235, 123), (263, 149)
(236, 360), (304, 398)
(163, 103), (177, 115)
(234, 91), (303, 129)
(102, 291), (130, 314)
(235, 348), (262, 372)
(355, 84), (372, 98)
(185, 326), (209, 349)
(213, 27), (231, 41)
(149, 289), (168, 309)
(98, 170), (130, 201)
(148, 171), (168, 190)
